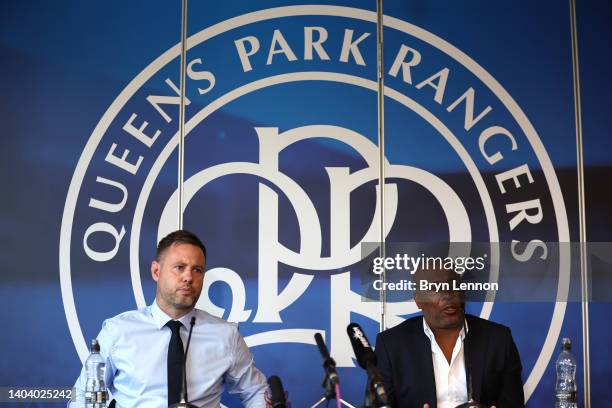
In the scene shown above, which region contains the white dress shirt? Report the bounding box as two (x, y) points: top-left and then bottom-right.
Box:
(422, 318), (469, 408)
(70, 302), (267, 407)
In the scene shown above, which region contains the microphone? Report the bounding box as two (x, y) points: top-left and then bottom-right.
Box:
(346, 323), (377, 370)
(169, 316), (197, 408)
(267, 375), (287, 408)
(314, 333), (339, 384)
(346, 323), (389, 407)
(455, 317), (486, 408)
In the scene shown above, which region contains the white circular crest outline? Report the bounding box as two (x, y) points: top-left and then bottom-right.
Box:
(59, 5), (571, 401)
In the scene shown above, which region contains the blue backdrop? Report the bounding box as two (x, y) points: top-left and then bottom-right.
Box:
(1, 1), (611, 407)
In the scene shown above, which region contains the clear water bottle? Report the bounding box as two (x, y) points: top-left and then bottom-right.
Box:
(555, 337), (577, 408)
(85, 339), (107, 407)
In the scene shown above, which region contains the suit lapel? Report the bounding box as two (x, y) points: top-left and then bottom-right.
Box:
(413, 316), (438, 408)
(464, 315), (487, 401)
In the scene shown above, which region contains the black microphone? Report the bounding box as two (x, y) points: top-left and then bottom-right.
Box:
(346, 323), (377, 369)
(169, 316), (197, 408)
(346, 323), (389, 407)
(267, 375), (287, 408)
(314, 332), (339, 384)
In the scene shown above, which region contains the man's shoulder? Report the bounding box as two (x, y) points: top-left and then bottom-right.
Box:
(102, 306), (151, 329)
(193, 308), (238, 328)
(466, 314), (512, 337)
(101, 307), (241, 338)
(377, 315), (424, 343)
(192, 309), (242, 338)
(377, 314), (513, 342)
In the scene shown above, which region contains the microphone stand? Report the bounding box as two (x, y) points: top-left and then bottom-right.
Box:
(363, 362), (391, 408)
(169, 317), (197, 408)
(311, 333), (355, 408)
(310, 374), (356, 408)
(310, 356), (356, 408)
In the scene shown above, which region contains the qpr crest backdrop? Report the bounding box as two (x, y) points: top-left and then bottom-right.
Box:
(1, 1), (612, 407)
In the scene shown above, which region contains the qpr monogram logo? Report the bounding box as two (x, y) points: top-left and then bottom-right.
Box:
(60, 5), (569, 401)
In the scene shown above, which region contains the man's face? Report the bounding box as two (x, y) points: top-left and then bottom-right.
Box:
(151, 242), (205, 318)
(414, 268), (465, 330)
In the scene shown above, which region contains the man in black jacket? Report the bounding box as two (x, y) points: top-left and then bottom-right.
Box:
(375, 267), (524, 408)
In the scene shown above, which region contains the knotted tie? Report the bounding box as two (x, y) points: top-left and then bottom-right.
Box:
(166, 320), (184, 405)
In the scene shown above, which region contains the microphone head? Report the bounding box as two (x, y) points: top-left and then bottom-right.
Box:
(267, 375), (287, 408)
(190, 316), (196, 325)
(313, 333), (339, 384)
(314, 332), (330, 359)
(346, 323), (377, 369)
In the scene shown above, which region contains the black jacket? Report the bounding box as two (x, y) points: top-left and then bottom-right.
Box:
(375, 314), (524, 408)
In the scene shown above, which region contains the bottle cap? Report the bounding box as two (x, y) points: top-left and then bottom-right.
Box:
(561, 337), (571, 351)
(91, 339), (100, 353)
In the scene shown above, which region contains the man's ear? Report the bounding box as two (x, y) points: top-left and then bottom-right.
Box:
(151, 260), (160, 282)
(414, 291), (423, 310)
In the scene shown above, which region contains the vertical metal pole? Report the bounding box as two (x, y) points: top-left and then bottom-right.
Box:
(375, 0), (387, 332)
(177, 0), (188, 229)
(568, 0), (590, 406)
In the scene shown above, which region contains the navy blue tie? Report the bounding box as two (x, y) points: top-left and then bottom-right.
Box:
(166, 320), (184, 405)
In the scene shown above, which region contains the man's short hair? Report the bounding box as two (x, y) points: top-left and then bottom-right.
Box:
(156, 230), (207, 260)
